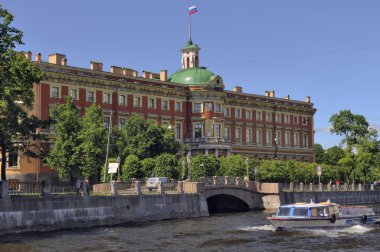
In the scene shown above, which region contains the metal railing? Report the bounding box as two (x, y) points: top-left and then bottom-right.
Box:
(283, 182), (378, 192)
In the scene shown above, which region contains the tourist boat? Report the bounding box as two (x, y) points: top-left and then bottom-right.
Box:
(267, 200), (379, 229)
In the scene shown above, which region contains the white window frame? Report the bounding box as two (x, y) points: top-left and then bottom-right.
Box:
(134, 96), (142, 107)
(69, 88), (78, 100)
(266, 129), (272, 144)
(118, 94), (126, 106)
(246, 128), (252, 143)
(175, 101), (181, 112)
(148, 98), (155, 109)
(162, 100), (169, 110)
(246, 110), (252, 119)
(6, 147), (19, 169)
(215, 103), (222, 113)
(256, 129), (262, 144)
(235, 108), (241, 118)
(224, 108), (230, 117)
(294, 132), (300, 146)
(175, 122), (182, 139)
(266, 112), (272, 122)
(194, 103), (202, 113)
(103, 93), (111, 104)
(118, 117), (127, 129)
(224, 127), (230, 139)
(86, 90), (95, 102)
(302, 116), (308, 125)
(50, 86), (60, 98)
(235, 127), (241, 142)
(256, 111), (262, 121)
(285, 131), (290, 145)
(214, 124), (222, 138)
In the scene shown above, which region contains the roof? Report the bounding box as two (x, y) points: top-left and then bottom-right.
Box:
(181, 40), (200, 52)
(168, 67), (216, 86)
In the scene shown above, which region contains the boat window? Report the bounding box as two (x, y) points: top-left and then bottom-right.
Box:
(293, 207), (308, 217)
(277, 207), (291, 216)
(316, 207), (326, 217)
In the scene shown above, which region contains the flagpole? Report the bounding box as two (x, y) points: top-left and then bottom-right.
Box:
(188, 13), (192, 43)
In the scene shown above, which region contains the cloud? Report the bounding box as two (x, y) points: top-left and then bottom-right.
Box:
(315, 126), (331, 133)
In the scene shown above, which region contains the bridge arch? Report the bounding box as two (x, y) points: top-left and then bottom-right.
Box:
(204, 187), (264, 213)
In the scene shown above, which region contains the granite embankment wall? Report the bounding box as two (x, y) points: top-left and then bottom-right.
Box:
(0, 193), (209, 235)
(280, 190), (380, 205)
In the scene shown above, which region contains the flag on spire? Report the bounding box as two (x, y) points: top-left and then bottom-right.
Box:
(189, 6), (197, 15)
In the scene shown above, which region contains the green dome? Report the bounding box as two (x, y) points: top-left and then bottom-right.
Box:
(168, 67), (216, 86)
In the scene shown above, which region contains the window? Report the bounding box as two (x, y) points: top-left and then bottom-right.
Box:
(134, 97), (141, 107)
(215, 103), (222, 113)
(103, 117), (111, 129)
(235, 109), (241, 118)
(204, 102), (213, 112)
(7, 148), (19, 168)
(256, 111), (262, 121)
(302, 117), (308, 125)
(175, 123), (182, 139)
(119, 95), (126, 105)
(194, 103), (202, 113)
(294, 132), (300, 146)
(224, 127), (230, 139)
(256, 129), (262, 144)
(148, 98), (155, 109)
(214, 124), (222, 138)
(285, 115), (290, 124)
(87, 91), (95, 102)
(246, 110), (252, 119)
(294, 116), (299, 124)
(275, 131), (281, 145)
(162, 100), (169, 110)
(50, 86), (59, 98)
(275, 114), (281, 123)
(119, 118), (126, 129)
(266, 112), (272, 122)
(224, 108), (230, 117)
(266, 129), (272, 144)
(103, 93), (111, 104)
(175, 102), (181, 112)
(194, 123), (202, 138)
(246, 128), (252, 143)
(285, 131), (290, 145)
(69, 89), (78, 100)
(303, 133), (309, 147)
(235, 128), (241, 142)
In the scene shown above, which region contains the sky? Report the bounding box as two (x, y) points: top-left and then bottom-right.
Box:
(3, 0), (380, 149)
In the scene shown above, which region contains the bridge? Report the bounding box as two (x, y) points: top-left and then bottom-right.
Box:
(187, 177), (282, 213)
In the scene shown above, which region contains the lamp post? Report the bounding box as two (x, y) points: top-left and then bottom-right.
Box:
(187, 151), (192, 181)
(245, 158), (249, 178)
(274, 137), (278, 159)
(116, 156), (121, 180)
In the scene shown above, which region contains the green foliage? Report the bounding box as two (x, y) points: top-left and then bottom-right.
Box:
(190, 155), (220, 179)
(141, 158), (156, 178)
(76, 104), (107, 181)
(325, 146), (345, 165)
(46, 97), (82, 181)
(0, 5), (45, 180)
(153, 154), (179, 179)
(115, 115), (181, 160)
(219, 155), (246, 177)
(121, 155), (142, 180)
(314, 144), (326, 164)
(329, 110), (369, 150)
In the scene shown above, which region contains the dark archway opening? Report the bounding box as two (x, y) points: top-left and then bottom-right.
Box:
(207, 194), (249, 214)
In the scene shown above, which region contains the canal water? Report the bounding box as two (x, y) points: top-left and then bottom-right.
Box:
(1, 209), (380, 251)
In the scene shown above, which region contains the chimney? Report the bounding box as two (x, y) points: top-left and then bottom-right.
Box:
(306, 96), (311, 103)
(160, 70), (168, 81)
(35, 53), (42, 62)
(122, 68), (133, 77)
(142, 71), (149, 79)
(269, 90), (275, 98)
(233, 86), (242, 93)
(284, 95), (290, 100)
(111, 66), (122, 75)
(48, 53), (66, 65)
(90, 61), (103, 71)
(133, 70), (138, 77)
(61, 58), (67, 66)
(23, 51), (32, 61)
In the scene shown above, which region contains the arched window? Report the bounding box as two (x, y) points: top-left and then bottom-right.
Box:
(186, 58), (190, 68)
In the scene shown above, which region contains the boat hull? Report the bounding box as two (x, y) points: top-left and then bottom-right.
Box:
(267, 216), (378, 229)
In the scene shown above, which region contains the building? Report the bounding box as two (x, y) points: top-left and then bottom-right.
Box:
(5, 39), (316, 182)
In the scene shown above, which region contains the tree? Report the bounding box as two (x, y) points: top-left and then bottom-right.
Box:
(153, 154), (179, 179)
(219, 155), (246, 177)
(314, 143), (326, 164)
(121, 154), (142, 180)
(76, 104), (107, 182)
(190, 155), (220, 179)
(46, 97), (82, 181)
(329, 110), (369, 150)
(325, 146), (345, 166)
(115, 115), (181, 160)
(0, 5), (45, 180)
(141, 158), (155, 178)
